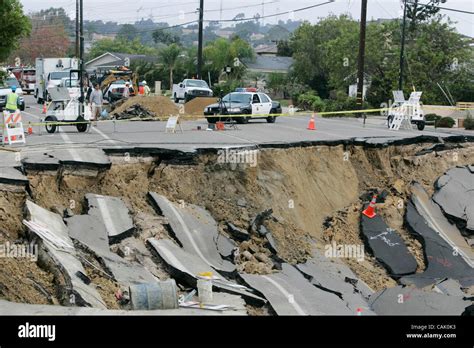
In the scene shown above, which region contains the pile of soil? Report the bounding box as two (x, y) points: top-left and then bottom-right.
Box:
(111, 96), (178, 117)
(184, 97), (217, 116)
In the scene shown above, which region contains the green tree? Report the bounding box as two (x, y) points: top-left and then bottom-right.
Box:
(0, 0), (31, 61)
(88, 38), (157, 60)
(159, 43), (181, 90)
(152, 30), (180, 46)
(203, 37), (254, 83)
(407, 0), (446, 31)
(117, 24), (138, 41)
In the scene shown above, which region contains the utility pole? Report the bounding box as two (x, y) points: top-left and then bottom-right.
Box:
(75, 0), (79, 57)
(398, 0), (408, 91)
(197, 0), (204, 79)
(356, 0), (367, 111)
(79, 0), (84, 117)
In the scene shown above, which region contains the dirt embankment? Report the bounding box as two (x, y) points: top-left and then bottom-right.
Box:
(111, 96), (179, 117)
(184, 97), (218, 116)
(1, 142), (473, 304)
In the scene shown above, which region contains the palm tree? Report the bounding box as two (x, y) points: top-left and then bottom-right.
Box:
(159, 43), (181, 90)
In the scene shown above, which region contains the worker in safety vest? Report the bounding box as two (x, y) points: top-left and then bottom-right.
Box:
(5, 85), (20, 113)
(142, 81), (151, 96)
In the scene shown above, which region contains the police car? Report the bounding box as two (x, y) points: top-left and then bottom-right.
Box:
(204, 90), (282, 124)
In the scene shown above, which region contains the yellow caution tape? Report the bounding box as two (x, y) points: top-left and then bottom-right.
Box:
(8, 104), (473, 128)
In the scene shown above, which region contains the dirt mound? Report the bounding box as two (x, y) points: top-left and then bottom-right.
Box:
(111, 96), (178, 117)
(185, 97), (217, 116)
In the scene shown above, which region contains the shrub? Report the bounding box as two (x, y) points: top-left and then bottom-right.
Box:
(425, 113), (442, 122)
(297, 91), (324, 111)
(211, 80), (242, 97)
(436, 116), (455, 128)
(464, 113), (474, 130)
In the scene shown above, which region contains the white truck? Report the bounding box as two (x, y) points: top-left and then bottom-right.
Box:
(172, 79), (213, 103)
(35, 58), (79, 104)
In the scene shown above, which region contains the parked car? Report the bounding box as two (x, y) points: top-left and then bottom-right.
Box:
(172, 79), (213, 102)
(204, 92), (281, 124)
(103, 80), (135, 102)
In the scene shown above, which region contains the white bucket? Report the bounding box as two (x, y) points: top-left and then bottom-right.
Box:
(197, 279), (213, 304)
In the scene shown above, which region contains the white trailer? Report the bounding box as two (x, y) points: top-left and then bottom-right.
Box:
(35, 58), (79, 104)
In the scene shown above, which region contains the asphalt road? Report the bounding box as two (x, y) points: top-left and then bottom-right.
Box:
(14, 95), (474, 152)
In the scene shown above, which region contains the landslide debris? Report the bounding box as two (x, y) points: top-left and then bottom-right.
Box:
(0, 140), (473, 306)
(111, 96), (178, 118)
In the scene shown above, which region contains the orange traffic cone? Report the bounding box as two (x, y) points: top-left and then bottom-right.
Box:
(362, 194), (378, 218)
(307, 114), (316, 130)
(27, 122), (33, 135)
(42, 103), (47, 114)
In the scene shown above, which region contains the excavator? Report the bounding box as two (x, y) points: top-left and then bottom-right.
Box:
(93, 66), (139, 102)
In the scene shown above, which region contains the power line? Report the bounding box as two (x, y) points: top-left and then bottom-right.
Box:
(204, 0), (335, 22)
(406, 1), (474, 15)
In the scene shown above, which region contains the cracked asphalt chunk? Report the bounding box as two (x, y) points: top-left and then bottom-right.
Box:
(147, 238), (265, 303)
(241, 263), (354, 315)
(66, 215), (157, 287)
(360, 210), (418, 276)
(296, 250), (375, 313)
(86, 193), (135, 244)
(433, 166), (474, 232)
(369, 285), (470, 315)
(25, 200), (107, 308)
(411, 182), (474, 267)
(401, 201), (474, 287)
(149, 192), (235, 272)
(0, 167), (28, 186)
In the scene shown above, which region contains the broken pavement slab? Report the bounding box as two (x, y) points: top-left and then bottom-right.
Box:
(147, 238), (265, 304)
(214, 233), (236, 259)
(21, 148), (110, 172)
(86, 193), (135, 243)
(240, 263), (354, 315)
(296, 249), (374, 312)
(369, 285), (470, 315)
(411, 182), (474, 267)
(433, 166), (474, 232)
(360, 210), (418, 276)
(149, 192), (235, 273)
(432, 278), (466, 297)
(24, 200), (107, 309)
(0, 167), (28, 186)
(226, 222), (250, 241)
(401, 201), (474, 288)
(66, 215), (157, 287)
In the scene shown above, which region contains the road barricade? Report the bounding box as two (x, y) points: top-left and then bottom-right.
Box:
(1, 110), (25, 145)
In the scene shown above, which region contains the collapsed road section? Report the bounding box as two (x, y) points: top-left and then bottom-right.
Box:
(0, 135), (473, 315)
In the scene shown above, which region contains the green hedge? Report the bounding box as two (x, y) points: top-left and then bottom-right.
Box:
(436, 116), (455, 128)
(464, 114), (474, 130)
(425, 113), (442, 122)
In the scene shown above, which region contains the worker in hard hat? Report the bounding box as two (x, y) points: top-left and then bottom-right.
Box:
(122, 82), (130, 99)
(5, 85), (20, 113)
(142, 80), (151, 96)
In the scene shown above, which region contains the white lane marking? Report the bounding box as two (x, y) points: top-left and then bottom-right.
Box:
(261, 274), (307, 315)
(413, 194), (474, 268)
(164, 197), (219, 269)
(58, 131), (82, 162)
(95, 196), (120, 237)
(91, 125), (118, 143)
(154, 242), (197, 277)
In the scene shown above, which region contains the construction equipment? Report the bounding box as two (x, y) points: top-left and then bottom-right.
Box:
(387, 91), (425, 131)
(94, 66), (138, 101)
(44, 70), (90, 134)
